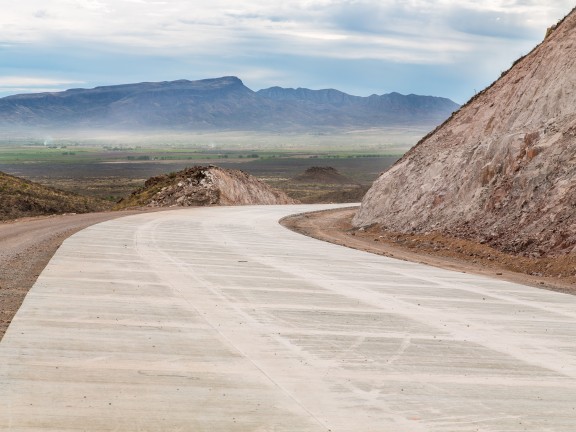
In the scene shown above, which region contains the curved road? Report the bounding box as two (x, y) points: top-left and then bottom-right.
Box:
(0, 210), (142, 339)
(1, 205), (576, 431)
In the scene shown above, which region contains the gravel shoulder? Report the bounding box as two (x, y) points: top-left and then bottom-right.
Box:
(281, 206), (576, 295)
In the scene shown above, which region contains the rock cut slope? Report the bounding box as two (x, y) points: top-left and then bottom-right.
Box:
(117, 165), (298, 209)
(354, 7), (576, 257)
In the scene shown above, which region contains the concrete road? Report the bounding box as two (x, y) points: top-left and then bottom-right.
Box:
(1, 205), (576, 431)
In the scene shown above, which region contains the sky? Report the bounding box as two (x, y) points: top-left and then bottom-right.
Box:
(0, 0), (573, 103)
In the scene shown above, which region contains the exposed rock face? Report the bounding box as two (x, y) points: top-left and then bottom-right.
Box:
(292, 166), (356, 185)
(354, 8), (576, 257)
(118, 165), (298, 208)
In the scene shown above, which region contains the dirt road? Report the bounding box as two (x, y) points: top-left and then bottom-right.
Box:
(0, 211), (143, 339)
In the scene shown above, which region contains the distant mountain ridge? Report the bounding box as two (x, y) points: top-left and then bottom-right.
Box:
(0, 76), (458, 131)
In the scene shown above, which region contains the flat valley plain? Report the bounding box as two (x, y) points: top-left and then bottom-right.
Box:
(0, 128), (421, 202)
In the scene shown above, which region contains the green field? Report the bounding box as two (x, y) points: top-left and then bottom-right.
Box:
(0, 129), (425, 202)
(0, 128), (424, 155)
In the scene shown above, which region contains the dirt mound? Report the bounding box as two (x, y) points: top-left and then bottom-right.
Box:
(292, 166), (356, 184)
(0, 171), (112, 221)
(117, 165), (298, 208)
(283, 185), (368, 204)
(354, 7), (576, 258)
(312, 185), (369, 203)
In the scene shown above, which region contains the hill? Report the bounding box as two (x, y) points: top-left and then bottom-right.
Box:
(0, 171), (112, 220)
(117, 165), (298, 209)
(354, 7), (576, 258)
(291, 166), (356, 185)
(0, 77), (458, 132)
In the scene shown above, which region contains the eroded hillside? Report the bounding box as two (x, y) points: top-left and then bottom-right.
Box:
(354, 7), (576, 258)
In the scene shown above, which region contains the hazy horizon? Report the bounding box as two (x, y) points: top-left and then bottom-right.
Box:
(1, 1), (573, 104)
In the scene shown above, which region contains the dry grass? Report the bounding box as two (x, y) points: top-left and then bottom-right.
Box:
(0, 171), (112, 220)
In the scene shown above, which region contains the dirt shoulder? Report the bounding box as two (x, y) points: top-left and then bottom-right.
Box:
(281, 207), (576, 295)
(0, 210), (149, 340)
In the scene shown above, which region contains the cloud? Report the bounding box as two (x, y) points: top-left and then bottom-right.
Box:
(34, 9), (49, 19)
(0, 1), (571, 60)
(328, 0), (569, 41)
(0, 0), (573, 102)
(0, 87), (70, 94)
(443, 4), (562, 39)
(0, 77), (84, 86)
(0, 77), (86, 97)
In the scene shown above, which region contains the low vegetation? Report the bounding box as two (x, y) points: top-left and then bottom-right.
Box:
(0, 171), (112, 221)
(0, 130), (410, 219)
(0, 137), (402, 202)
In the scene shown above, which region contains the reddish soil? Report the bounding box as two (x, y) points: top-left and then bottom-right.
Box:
(282, 207), (576, 295)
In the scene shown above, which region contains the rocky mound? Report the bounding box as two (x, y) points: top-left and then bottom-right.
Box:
(292, 166), (356, 185)
(117, 165), (298, 208)
(354, 7), (576, 258)
(0, 171), (111, 221)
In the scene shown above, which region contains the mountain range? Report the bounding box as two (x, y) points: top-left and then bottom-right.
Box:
(0, 77), (458, 132)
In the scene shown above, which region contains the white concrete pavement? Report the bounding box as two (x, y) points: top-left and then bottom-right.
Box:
(1, 204), (576, 431)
